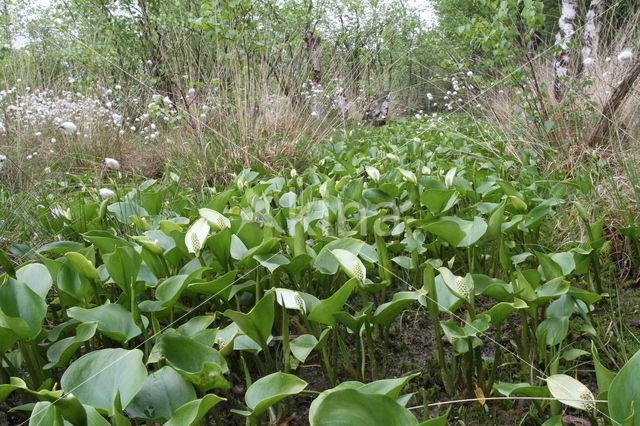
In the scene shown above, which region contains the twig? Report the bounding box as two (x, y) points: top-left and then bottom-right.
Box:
(408, 396), (607, 410)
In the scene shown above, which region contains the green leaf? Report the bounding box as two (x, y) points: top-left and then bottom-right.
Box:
(67, 304), (142, 344)
(592, 346), (615, 393)
(242, 372), (308, 419)
(103, 246), (141, 295)
(45, 322), (98, 369)
(61, 348), (147, 415)
(358, 374), (420, 398)
(420, 189), (458, 214)
(535, 252), (563, 280)
(314, 238), (365, 274)
(420, 412), (449, 425)
(157, 333), (230, 391)
(536, 316), (569, 346)
(0, 275), (47, 340)
(423, 216), (487, 247)
(29, 401), (63, 426)
(155, 275), (190, 307)
(254, 253), (290, 272)
(609, 349), (640, 425)
(224, 292), (275, 348)
(484, 299), (527, 327)
(485, 201), (506, 240)
(187, 270), (238, 300)
(279, 192), (298, 208)
(494, 382), (549, 398)
(308, 279), (357, 326)
(310, 389), (418, 426)
(163, 394), (225, 426)
(126, 366), (196, 421)
(16, 263), (52, 299)
(373, 292), (421, 325)
(64, 252), (100, 281)
(107, 201), (148, 224)
(290, 334), (318, 362)
(56, 263), (93, 304)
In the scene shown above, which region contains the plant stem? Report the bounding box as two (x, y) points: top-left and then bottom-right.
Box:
(320, 343), (337, 386)
(282, 306), (290, 373)
(364, 320), (378, 380)
(423, 263), (454, 395)
(549, 356), (560, 417)
(19, 340), (46, 389)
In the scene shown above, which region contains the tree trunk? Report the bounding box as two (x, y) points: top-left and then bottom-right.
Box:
(553, 0), (577, 101)
(304, 31), (324, 118)
(363, 91), (390, 127)
(304, 31), (321, 84)
(137, 0), (174, 97)
(589, 61), (640, 146)
(580, 0), (607, 76)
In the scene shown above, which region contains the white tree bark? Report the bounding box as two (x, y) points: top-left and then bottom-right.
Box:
(581, 0), (607, 75)
(553, 0), (577, 101)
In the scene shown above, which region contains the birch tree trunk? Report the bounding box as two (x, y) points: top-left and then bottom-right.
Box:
(553, 0), (577, 101)
(580, 0), (607, 76)
(588, 61), (640, 146)
(304, 31), (324, 118)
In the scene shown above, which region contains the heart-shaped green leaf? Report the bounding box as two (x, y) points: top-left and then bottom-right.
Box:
(61, 348), (147, 415)
(242, 372), (307, 419)
(126, 366), (196, 421)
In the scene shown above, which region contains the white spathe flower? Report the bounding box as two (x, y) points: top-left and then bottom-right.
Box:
(98, 188), (116, 199)
(445, 167), (457, 187)
(365, 166), (380, 182)
(618, 48), (634, 64)
(59, 121), (77, 135)
(51, 206), (71, 220)
(104, 157), (121, 170)
(0, 154), (6, 161)
(199, 208), (230, 231)
(185, 217), (210, 254)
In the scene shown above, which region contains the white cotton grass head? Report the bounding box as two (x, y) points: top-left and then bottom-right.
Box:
(617, 48), (634, 64)
(98, 188), (116, 199)
(0, 154), (6, 171)
(59, 121), (77, 135)
(104, 157), (120, 170)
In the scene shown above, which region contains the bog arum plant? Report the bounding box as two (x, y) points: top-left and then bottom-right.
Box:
(199, 208), (230, 231)
(185, 217), (210, 254)
(332, 249), (366, 283)
(546, 375), (596, 412)
(445, 167), (456, 187)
